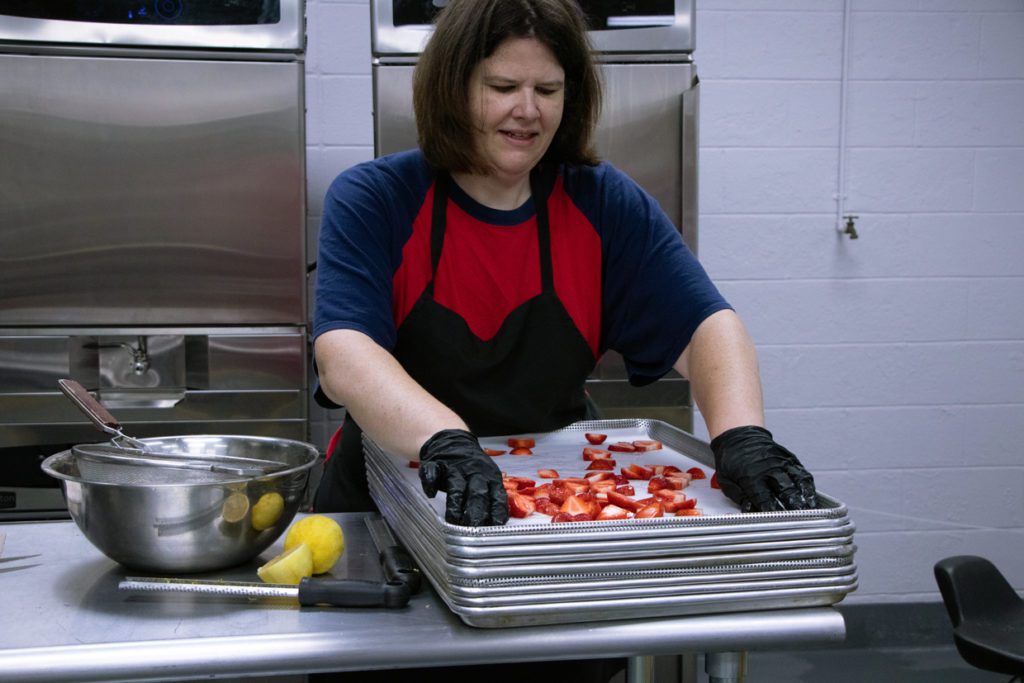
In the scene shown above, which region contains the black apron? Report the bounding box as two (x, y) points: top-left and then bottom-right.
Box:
(316, 168), (598, 513)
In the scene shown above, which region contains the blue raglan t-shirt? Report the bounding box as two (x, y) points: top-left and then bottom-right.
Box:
(313, 149), (730, 408)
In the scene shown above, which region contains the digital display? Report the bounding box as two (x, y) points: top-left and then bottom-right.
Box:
(392, 0), (675, 29)
(0, 0), (281, 25)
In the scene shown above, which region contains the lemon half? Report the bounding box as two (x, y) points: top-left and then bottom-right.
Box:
(251, 492), (285, 531)
(283, 515), (345, 574)
(256, 543), (313, 585)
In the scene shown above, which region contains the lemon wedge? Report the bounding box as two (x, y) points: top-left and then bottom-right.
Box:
(283, 515), (345, 574)
(251, 492), (285, 531)
(257, 542), (314, 585)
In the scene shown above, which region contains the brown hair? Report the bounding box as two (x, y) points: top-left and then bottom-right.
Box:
(413, 0), (602, 173)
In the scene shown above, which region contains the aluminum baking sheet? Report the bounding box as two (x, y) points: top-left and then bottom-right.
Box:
(447, 573), (859, 609)
(367, 452), (854, 563)
(438, 580), (858, 629)
(372, 472), (856, 582)
(365, 419), (850, 545)
(448, 559), (857, 597)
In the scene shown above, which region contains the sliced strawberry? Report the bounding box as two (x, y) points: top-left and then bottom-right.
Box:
(561, 494), (600, 518)
(654, 490), (693, 512)
(621, 463), (655, 480)
(687, 466), (707, 480)
(635, 502), (665, 518)
(665, 475), (689, 490)
(652, 465), (682, 476)
(407, 460), (419, 469)
(532, 483), (555, 499)
(608, 442), (637, 453)
(582, 447), (613, 460)
(535, 498), (561, 516)
(606, 490), (644, 512)
(612, 474), (630, 486)
(632, 440), (663, 451)
(710, 472), (720, 489)
(615, 484), (635, 496)
(555, 477), (590, 495)
(585, 433), (608, 445)
(551, 512), (575, 524)
(507, 492), (536, 519)
(585, 459), (616, 471)
(590, 479), (617, 494)
(507, 437), (536, 449)
(596, 504), (630, 521)
(548, 485), (569, 506)
(510, 447), (533, 456)
(647, 476), (672, 493)
(503, 475), (535, 490)
(584, 471), (615, 483)
(537, 468), (560, 479)
(483, 448), (506, 456)
(676, 508), (703, 516)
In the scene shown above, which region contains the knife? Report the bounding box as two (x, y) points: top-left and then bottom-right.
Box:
(118, 576), (410, 608)
(364, 513), (422, 594)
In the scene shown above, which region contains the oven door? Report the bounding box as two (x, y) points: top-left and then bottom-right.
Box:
(371, 0), (694, 57)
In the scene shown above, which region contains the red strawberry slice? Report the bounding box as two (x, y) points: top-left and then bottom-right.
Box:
(608, 442), (637, 453)
(632, 440), (663, 451)
(687, 466), (707, 480)
(585, 433), (608, 444)
(606, 490), (644, 513)
(507, 492), (536, 518)
(596, 504), (630, 521)
(535, 498), (561, 516)
(537, 469), (560, 479)
(585, 459), (616, 471)
(510, 447), (533, 456)
(710, 472), (720, 489)
(483, 448), (506, 456)
(582, 447), (613, 460)
(635, 502), (665, 518)
(507, 438), (535, 449)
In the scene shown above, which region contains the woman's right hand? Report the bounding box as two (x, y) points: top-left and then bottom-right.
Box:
(418, 429), (509, 526)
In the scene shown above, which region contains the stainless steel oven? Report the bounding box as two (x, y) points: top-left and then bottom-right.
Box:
(370, 0), (699, 432)
(0, 0), (309, 519)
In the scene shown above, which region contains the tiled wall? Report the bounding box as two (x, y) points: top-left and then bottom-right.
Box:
(303, 0), (1024, 602)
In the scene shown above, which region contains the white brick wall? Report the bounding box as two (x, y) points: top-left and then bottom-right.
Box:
(304, 0), (1024, 602)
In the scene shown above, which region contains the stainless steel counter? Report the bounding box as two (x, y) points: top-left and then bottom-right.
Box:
(0, 514), (846, 683)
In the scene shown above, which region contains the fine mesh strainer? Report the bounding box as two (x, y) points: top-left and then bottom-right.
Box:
(58, 378), (287, 485)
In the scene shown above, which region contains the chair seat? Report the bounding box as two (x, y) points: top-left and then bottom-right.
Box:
(955, 617), (1024, 675)
(935, 555), (1024, 676)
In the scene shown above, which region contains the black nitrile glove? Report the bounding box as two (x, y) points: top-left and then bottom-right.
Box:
(418, 429), (509, 527)
(710, 426), (817, 512)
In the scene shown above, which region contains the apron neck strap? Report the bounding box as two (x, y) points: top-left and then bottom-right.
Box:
(429, 168), (555, 292)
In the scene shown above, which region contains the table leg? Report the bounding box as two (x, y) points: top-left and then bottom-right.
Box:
(626, 655), (653, 683)
(705, 651), (747, 683)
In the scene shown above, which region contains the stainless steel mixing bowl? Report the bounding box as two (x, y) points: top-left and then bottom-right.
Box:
(42, 434), (319, 573)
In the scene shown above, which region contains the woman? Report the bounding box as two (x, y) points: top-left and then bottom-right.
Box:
(313, 0), (816, 528)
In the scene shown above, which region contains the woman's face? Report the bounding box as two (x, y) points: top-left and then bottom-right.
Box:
(466, 37), (565, 184)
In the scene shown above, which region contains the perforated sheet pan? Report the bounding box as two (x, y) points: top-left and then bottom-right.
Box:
(365, 419), (858, 627)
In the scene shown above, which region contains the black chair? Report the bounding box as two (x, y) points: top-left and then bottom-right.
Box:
(934, 555), (1024, 681)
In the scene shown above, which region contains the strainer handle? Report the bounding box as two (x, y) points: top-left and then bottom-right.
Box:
(58, 378), (125, 439)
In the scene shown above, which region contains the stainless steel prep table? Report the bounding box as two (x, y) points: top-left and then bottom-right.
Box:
(0, 514), (845, 683)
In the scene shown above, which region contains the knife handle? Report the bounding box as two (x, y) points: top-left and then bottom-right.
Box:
(296, 578), (410, 609)
(380, 545), (422, 595)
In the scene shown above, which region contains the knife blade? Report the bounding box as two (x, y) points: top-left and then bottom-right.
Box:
(364, 513), (422, 594)
(119, 576), (410, 608)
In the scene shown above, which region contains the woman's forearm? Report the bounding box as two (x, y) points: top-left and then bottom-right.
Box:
(314, 328), (469, 460)
(674, 309), (766, 439)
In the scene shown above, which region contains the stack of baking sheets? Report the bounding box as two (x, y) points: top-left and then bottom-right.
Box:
(365, 419), (857, 628)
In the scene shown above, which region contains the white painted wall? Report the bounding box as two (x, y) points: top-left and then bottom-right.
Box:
(304, 0), (1024, 603)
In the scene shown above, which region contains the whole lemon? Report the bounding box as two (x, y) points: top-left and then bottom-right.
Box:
(256, 543), (313, 585)
(283, 515), (344, 574)
(251, 492), (285, 531)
